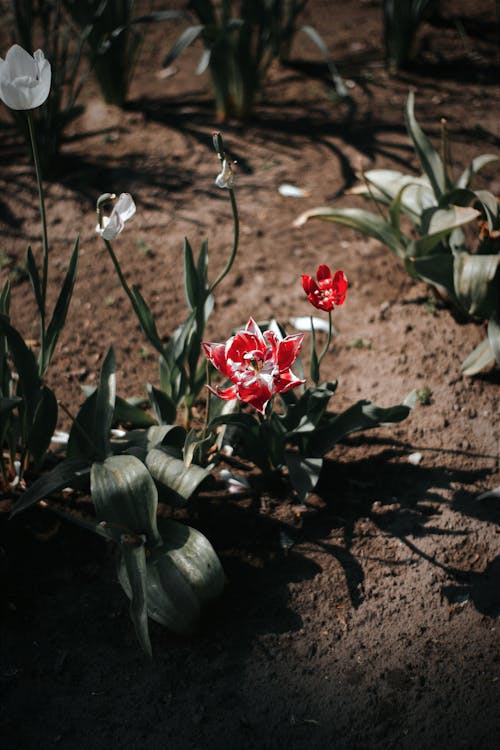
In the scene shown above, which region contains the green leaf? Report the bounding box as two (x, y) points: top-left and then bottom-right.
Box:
(294, 207), (408, 258)
(114, 395), (156, 428)
(285, 451), (323, 502)
(117, 539), (200, 635)
(162, 24), (205, 69)
(457, 154), (499, 190)
(453, 252), (500, 319)
(91, 454), (161, 547)
(155, 517), (225, 603)
(461, 337), (495, 376)
(410, 253), (457, 301)
(146, 383), (177, 425)
(26, 246), (44, 319)
(299, 24), (350, 100)
(308, 399), (411, 457)
(27, 385), (58, 465)
(130, 285), (166, 358)
(183, 237), (199, 312)
(10, 458), (91, 517)
(112, 424), (185, 459)
(120, 540), (152, 659)
(0, 316), (41, 420)
(145, 448), (212, 505)
(43, 236), (79, 373)
(352, 170), (436, 224)
(405, 91), (446, 198)
(488, 314), (500, 366)
(0, 279), (11, 315)
(411, 206), (479, 256)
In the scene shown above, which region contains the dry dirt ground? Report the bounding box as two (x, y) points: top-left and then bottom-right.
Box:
(1, 1), (499, 748)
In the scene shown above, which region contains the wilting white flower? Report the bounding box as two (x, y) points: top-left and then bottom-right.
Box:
(0, 44), (51, 110)
(215, 158), (235, 189)
(96, 193), (136, 240)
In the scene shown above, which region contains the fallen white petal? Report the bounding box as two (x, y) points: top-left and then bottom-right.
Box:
(278, 184), (310, 198)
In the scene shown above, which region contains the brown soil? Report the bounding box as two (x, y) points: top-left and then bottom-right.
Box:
(1, 1), (499, 748)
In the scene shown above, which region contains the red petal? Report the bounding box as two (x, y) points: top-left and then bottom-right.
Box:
(316, 264), (332, 283)
(277, 333), (304, 371)
(202, 341), (232, 377)
(301, 274), (317, 295)
(273, 369), (305, 394)
(207, 384), (238, 401)
(332, 270), (348, 305)
(237, 378), (272, 414)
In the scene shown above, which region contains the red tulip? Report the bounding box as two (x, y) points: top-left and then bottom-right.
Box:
(301, 265), (348, 311)
(202, 318), (304, 414)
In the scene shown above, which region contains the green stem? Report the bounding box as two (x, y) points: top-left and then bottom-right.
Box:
(103, 238), (137, 310)
(317, 309), (333, 375)
(208, 187), (239, 293)
(27, 112), (49, 306)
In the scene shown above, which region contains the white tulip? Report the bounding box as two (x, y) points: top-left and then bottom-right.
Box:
(96, 193), (136, 241)
(215, 158), (235, 189)
(0, 44), (51, 110)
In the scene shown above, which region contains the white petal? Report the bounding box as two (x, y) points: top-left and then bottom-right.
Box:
(278, 183), (309, 198)
(101, 213), (123, 240)
(115, 192), (136, 222)
(289, 316), (331, 333)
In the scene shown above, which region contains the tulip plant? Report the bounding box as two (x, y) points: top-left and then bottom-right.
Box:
(296, 92), (500, 375)
(2, 2), (91, 171)
(0, 44), (79, 487)
(96, 132), (239, 435)
(204, 268), (412, 502)
(160, 0), (349, 120)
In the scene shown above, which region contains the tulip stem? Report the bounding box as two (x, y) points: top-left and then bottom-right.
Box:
(27, 112), (49, 307)
(103, 238), (136, 311)
(209, 187), (239, 293)
(317, 310), (333, 375)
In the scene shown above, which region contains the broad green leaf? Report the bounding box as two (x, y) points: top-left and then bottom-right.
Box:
(27, 386), (58, 465)
(308, 399), (411, 457)
(120, 540), (152, 659)
(282, 382), (337, 434)
(43, 236), (79, 373)
(488, 314), (500, 366)
(10, 458), (90, 517)
(405, 91), (446, 198)
(461, 337), (494, 376)
(146, 383), (177, 425)
(112, 424), (185, 459)
(410, 253), (456, 300)
(94, 347), (117, 461)
(294, 207), (408, 258)
(475, 189), (499, 232)
(114, 395), (156, 428)
(91, 454), (161, 547)
(457, 154), (499, 189)
(117, 541), (200, 634)
(453, 252), (500, 319)
(155, 517), (225, 602)
(351, 170), (436, 222)
(145, 448), (212, 505)
(285, 451), (323, 502)
(411, 206), (479, 256)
